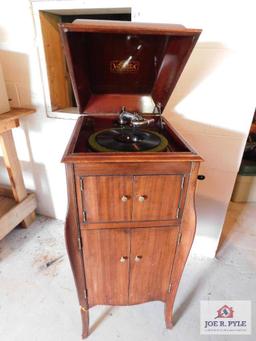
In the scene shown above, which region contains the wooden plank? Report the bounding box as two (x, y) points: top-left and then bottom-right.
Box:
(0, 193), (37, 240)
(40, 12), (72, 110)
(0, 130), (27, 200)
(0, 118), (19, 134)
(0, 195), (16, 216)
(0, 185), (14, 198)
(0, 130), (35, 227)
(0, 184), (33, 199)
(0, 108), (35, 131)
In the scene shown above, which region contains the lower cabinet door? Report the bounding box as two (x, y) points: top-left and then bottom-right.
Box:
(129, 227), (179, 304)
(82, 229), (130, 306)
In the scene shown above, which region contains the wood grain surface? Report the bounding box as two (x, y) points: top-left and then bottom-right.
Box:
(132, 175), (183, 221)
(82, 176), (133, 222)
(82, 229), (130, 306)
(129, 227), (179, 304)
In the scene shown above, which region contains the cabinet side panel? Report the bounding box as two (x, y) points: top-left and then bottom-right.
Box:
(165, 161), (200, 328)
(129, 226), (179, 304)
(65, 164), (87, 308)
(82, 229), (130, 306)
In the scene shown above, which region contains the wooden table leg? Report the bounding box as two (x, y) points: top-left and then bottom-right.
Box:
(0, 129), (35, 227)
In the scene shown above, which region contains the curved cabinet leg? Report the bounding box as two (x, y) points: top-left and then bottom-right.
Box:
(165, 303), (174, 329)
(81, 306), (89, 338)
(164, 220), (195, 329)
(165, 162), (199, 329)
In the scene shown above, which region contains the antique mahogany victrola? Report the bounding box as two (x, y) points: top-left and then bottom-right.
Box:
(59, 20), (203, 338)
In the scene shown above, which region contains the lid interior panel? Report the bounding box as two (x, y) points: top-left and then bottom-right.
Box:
(60, 22), (201, 114)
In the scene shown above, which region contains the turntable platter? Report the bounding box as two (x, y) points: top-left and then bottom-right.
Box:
(88, 128), (168, 152)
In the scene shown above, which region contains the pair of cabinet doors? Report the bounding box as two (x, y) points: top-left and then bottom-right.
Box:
(79, 174), (185, 222)
(82, 226), (179, 307)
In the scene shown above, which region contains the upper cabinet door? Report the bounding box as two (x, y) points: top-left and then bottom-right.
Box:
(129, 227), (178, 304)
(82, 176), (133, 222)
(132, 175), (184, 221)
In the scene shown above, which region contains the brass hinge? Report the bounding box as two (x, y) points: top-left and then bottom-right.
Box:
(82, 210), (87, 223)
(167, 283), (172, 293)
(176, 176), (185, 219)
(84, 288), (88, 299)
(78, 236), (82, 250)
(80, 177), (84, 192)
(181, 176), (185, 189)
(176, 207), (180, 218)
(177, 231), (182, 245)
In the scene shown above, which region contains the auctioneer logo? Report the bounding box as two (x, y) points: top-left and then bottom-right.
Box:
(215, 304), (234, 318)
(200, 301), (251, 335)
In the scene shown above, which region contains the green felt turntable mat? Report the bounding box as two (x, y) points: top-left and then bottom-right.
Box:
(88, 128), (169, 152)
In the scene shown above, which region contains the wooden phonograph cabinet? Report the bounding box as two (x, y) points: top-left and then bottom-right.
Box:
(60, 20), (203, 338)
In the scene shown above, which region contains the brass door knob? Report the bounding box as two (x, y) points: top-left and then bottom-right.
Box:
(120, 256), (128, 263)
(138, 195), (145, 202)
(134, 255), (143, 262)
(121, 195), (128, 202)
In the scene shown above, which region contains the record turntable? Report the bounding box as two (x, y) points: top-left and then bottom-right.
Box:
(60, 20), (203, 338)
(89, 127), (168, 152)
(88, 107), (168, 152)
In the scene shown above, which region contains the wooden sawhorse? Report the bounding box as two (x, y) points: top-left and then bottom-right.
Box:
(0, 108), (37, 240)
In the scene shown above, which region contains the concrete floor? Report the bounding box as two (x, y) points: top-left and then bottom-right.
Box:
(0, 202), (255, 341)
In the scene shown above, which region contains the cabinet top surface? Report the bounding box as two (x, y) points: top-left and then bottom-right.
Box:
(62, 116), (203, 163)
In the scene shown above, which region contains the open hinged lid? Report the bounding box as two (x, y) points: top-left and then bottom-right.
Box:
(59, 20), (201, 115)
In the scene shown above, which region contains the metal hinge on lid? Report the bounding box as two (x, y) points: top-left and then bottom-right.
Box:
(153, 102), (162, 114)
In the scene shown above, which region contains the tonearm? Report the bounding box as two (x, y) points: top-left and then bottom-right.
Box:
(118, 106), (155, 127)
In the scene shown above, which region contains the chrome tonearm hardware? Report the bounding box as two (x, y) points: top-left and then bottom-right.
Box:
(118, 106), (154, 127)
